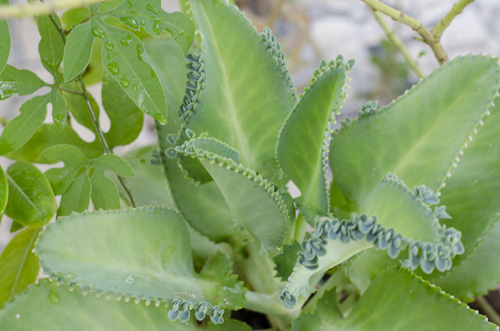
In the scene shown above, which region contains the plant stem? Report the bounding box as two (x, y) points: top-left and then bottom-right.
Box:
(0, 0), (105, 19)
(244, 291), (300, 320)
(476, 295), (500, 326)
(293, 213), (308, 242)
(58, 87), (84, 96)
(77, 78), (137, 208)
(371, 10), (425, 78)
(432, 0), (475, 40)
(360, 0), (448, 64)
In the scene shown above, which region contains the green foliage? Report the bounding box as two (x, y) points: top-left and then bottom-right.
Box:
(0, 0), (499, 330)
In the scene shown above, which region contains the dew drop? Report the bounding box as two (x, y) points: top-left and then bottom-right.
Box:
(105, 41), (114, 51)
(49, 290), (60, 304)
(120, 77), (129, 88)
(92, 27), (105, 38)
(120, 17), (139, 29)
(107, 62), (119, 75)
(15, 314), (20, 319)
(136, 44), (143, 60)
(125, 275), (134, 284)
(152, 19), (161, 35)
(147, 4), (160, 14)
(0, 81), (16, 100)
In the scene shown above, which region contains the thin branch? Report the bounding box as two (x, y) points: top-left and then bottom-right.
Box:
(432, 0), (476, 40)
(0, 0), (106, 20)
(372, 10), (425, 78)
(476, 296), (500, 326)
(58, 87), (84, 96)
(361, 0), (448, 64)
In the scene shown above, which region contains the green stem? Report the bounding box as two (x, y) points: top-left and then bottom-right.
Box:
(0, 0), (105, 19)
(360, 0), (448, 64)
(244, 291), (300, 320)
(432, 0), (475, 40)
(476, 296), (500, 326)
(293, 213), (308, 242)
(371, 10), (425, 78)
(58, 87), (84, 96)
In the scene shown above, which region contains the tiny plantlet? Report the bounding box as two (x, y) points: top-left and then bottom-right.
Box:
(0, 0), (499, 330)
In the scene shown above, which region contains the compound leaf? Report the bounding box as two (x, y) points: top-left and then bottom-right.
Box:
(0, 65), (46, 101)
(0, 227), (40, 308)
(58, 173), (91, 217)
(4, 162), (57, 227)
(37, 15), (64, 75)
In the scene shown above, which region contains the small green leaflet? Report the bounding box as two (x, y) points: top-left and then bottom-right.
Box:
(43, 144), (134, 215)
(0, 65), (46, 100)
(37, 15), (65, 76)
(108, 0), (195, 53)
(0, 165), (7, 213)
(4, 162), (57, 227)
(63, 21), (94, 82)
(0, 0), (9, 74)
(92, 19), (167, 123)
(0, 227), (40, 308)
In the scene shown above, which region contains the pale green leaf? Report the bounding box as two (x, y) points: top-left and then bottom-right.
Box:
(60, 82), (100, 133)
(331, 267), (497, 331)
(93, 154), (135, 177)
(184, 0), (296, 179)
(50, 90), (67, 130)
(90, 170), (120, 210)
(277, 60), (347, 217)
(0, 165), (7, 213)
(35, 207), (246, 318)
(331, 55), (500, 212)
(4, 162), (57, 227)
(0, 93), (52, 155)
(0, 65), (46, 100)
(0, 21), (10, 74)
(93, 19), (167, 123)
(0, 279), (248, 330)
(101, 74), (143, 149)
(0, 228), (40, 308)
(43, 144), (88, 195)
(37, 15), (64, 75)
(58, 173), (91, 217)
(108, 0), (195, 53)
(63, 21), (95, 81)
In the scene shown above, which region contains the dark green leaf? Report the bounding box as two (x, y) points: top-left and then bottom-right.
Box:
(0, 65), (46, 100)
(0, 21), (10, 74)
(63, 21), (95, 82)
(273, 240), (301, 281)
(37, 15), (65, 75)
(108, 0), (195, 53)
(4, 162), (57, 227)
(60, 82), (100, 132)
(6, 124), (103, 164)
(94, 19), (167, 123)
(0, 93), (52, 155)
(58, 172), (91, 217)
(50, 90), (67, 130)
(0, 227), (40, 308)
(101, 74), (143, 149)
(0, 165), (7, 214)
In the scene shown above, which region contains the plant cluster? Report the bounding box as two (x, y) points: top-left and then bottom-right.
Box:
(0, 0), (499, 330)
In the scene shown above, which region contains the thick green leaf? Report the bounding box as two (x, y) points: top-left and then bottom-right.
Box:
(0, 65), (46, 100)
(6, 124), (103, 163)
(50, 90), (67, 130)
(277, 60), (348, 217)
(0, 228), (40, 308)
(119, 146), (175, 208)
(148, 37), (238, 242)
(0, 93), (52, 155)
(101, 74), (143, 149)
(63, 21), (95, 81)
(93, 19), (167, 123)
(37, 15), (64, 75)
(331, 55), (500, 212)
(35, 207), (246, 322)
(184, 0), (296, 179)
(435, 220), (500, 302)
(331, 267), (497, 331)
(0, 279), (249, 330)
(293, 289), (342, 330)
(175, 137), (291, 253)
(0, 165), (7, 213)
(58, 173), (91, 217)
(4, 162), (57, 227)
(0, 21), (9, 74)
(109, 0), (195, 53)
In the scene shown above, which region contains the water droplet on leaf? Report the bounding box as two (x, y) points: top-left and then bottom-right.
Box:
(120, 17), (139, 29)
(125, 275), (134, 284)
(0, 81), (16, 100)
(120, 35), (133, 46)
(49, 290), (60, 304)
(92, 27), (105, 38)
(107, 62), (119, 75)
(120, 77), (129, 88)
(147, 4), (160, 14)
(152, 19), (161, 35)
(105, 41), (114, 51)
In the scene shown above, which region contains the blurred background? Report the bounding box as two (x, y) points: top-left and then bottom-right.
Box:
(1, 0), (500, 249)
